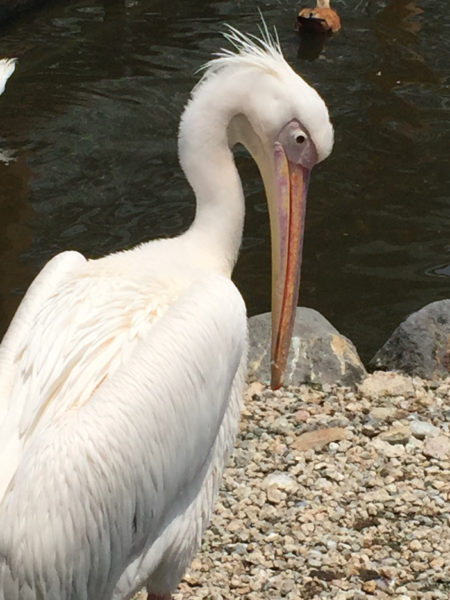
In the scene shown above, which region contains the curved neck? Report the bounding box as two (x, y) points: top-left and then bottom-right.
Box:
(177, 73), (249, 277)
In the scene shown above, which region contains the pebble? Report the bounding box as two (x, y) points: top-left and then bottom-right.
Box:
(410, 420), (441, 439)
(362, 580), (377, 593)
(293, 427), (347, 451)
(294, 409), (310, 423)
(370, 406), (397, 421)
(379, 425), (411, 445)
(370, 437), (406, 458)
(359, 372), (416, 399)
(423, 435), (450, 460)
(409, 539), (422, 551)
(263, 472), (298, 492)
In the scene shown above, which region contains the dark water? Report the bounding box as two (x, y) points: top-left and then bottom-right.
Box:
(0, 0), (448, 363)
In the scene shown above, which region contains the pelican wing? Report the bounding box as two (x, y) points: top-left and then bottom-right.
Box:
(0, 272), (246, 599)
(0, 253), (177, 501)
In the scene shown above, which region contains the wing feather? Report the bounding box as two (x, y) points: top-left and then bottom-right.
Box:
(0, 251), (86, 418)
(15, 276), (171, 433)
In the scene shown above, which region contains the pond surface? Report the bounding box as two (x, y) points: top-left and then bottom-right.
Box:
(0, 0), (448, 363)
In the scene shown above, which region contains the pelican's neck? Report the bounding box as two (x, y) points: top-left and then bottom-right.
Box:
(178, 73), (248, 277)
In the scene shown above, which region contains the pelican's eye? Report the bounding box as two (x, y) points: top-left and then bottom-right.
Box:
(277, 120), (318, 169)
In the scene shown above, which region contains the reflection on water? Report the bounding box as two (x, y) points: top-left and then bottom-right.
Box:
(0, 0), (448, 362)
(376, 0), (424, 37)
(296, 30), (331, 61)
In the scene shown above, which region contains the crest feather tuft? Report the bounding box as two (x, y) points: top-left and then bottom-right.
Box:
(197, 20), (289, 88)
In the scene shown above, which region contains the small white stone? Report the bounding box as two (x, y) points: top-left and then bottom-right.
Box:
(423, 435), (450, 460)
(359, 371), (415, 399)
(370, 406), (397, 421)
(262, 472), (298, 493)
(410, 420), (441, 440)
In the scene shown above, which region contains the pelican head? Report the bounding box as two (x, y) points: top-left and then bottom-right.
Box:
(180, 26), (333, 389)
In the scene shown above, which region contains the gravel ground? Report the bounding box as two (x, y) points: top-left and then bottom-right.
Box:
(139, 371), (450, 600)
(136, 372), (450, 600)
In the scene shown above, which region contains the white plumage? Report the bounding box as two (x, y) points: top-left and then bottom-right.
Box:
(0, 58), (16, 96)
(0, 26), (333, 600)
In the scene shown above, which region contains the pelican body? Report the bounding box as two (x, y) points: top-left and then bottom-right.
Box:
(0, 58), (16, 96)
(297, 0), (342, 33)
(0, 27), (333, 600)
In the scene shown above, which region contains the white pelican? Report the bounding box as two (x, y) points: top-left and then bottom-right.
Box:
(0, 58), (16, 96)
(0, 26), (333, 600)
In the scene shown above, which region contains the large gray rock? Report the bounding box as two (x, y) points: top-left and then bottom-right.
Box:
(370, 300), (450, 380)
(247, 308), (366, 387)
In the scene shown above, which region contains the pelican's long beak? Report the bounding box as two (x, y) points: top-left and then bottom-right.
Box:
(268, 143), (311, 389)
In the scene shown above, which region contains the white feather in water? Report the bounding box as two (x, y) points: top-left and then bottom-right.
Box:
(0, 58), (16, 96)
